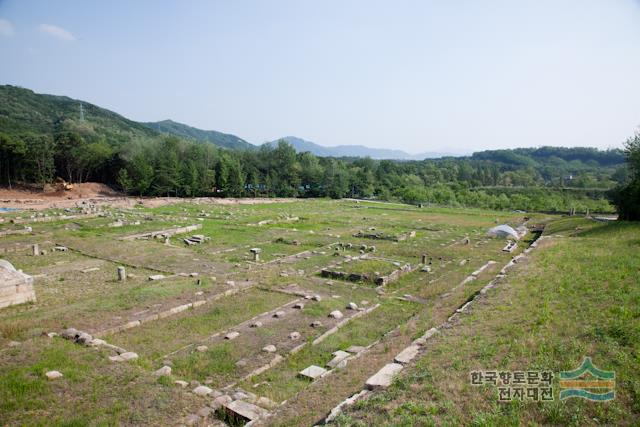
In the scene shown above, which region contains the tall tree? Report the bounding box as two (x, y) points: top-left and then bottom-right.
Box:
(153, 137), (182, 196)
(0, 134), (26, 188)
(227, 159), (245, 197)
(26, 134), (56, 187)
(116, 168), (132, 195)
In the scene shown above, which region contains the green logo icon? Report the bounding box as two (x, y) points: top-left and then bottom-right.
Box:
(559, 357), (615, 401)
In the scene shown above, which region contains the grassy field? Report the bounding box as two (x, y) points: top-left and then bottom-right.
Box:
(0, 337), (199, 426)
(6, 199), (626, 426)
(333, 218), (640, 426)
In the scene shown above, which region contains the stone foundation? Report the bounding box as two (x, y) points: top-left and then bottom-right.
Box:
(352, 230), (416, 242)
(0, 259), (36, 309)
(321, 262), (413, 286)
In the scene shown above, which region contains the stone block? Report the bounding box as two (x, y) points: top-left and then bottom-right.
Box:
(225, 331), (240, 340)
(327, 350), (351, 368)
(298, 365), (327, 380)
(222, 399), (269, 423)
(394, 344), (421, 364)
(45, 370), (63, 380)
(193, 385), (213, 396)
(366, 363), (403, 389)
(0, 260), (36, 309)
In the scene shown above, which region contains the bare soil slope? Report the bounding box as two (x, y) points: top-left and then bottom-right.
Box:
(0, 183), (297, 210)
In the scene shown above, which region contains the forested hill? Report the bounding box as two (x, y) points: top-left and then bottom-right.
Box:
(471, 147), (624, 167)
(143, 119), (254, 151)
(0, 85), (156, 142)
(0, 85), (254, 151)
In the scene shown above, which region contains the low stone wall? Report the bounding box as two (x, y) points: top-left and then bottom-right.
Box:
(0, 227), (32, 238)
(352, 230), (416, 242)
(0, 246), (31, 255)
(118, 224), (202, 241)
(10, 213), (99, 225)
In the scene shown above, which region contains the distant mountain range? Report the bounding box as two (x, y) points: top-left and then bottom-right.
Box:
(263, 136), (458, 160)
(0, 85), (457, 159)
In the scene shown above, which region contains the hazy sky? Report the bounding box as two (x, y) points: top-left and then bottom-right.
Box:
(1, 0), (640, 154)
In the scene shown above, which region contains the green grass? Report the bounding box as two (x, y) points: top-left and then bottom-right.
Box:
(0, 338), (192, 426)
(171, 342), (237, 381)
(109, 289), (293, 359)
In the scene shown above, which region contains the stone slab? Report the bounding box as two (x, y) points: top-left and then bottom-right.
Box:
(223, 399), (269, 423)
(193, 385), (213, 396)
(394, 344), (421, 364)
(327, 350), (351, 368)
(346, 345), (366, 354)
(366, 363), (403, 390)
(413, 327), (439, 345)
(109, 351), (139, 362)
(299, 365), (327, 380)
(225, 331), (240, 340)
(45, 370), (63, 380)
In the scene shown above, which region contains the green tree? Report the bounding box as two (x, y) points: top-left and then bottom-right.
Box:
(299, 152), (324, 196)
(0, 134), (27, 188)
(610, 131), (640, 220)
(181, 161), (199, 197)
(26, 134), (56, 186)
(216, 156), (230, 195)
(323, 159), (349, 199)
(116, 168), (132, 195)
(227, 159), (245, 197)
(271, 141), (300, 196)
(153, 137), (182, 196)
(401, 186), (427, 204)
(130, 153), (154, 195)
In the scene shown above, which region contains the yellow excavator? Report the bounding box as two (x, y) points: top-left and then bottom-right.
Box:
(54, 177), (74, 191)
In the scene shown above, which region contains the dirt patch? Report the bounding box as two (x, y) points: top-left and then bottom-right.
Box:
(0, 182), (120, 200)
(0, 183), (299, 211)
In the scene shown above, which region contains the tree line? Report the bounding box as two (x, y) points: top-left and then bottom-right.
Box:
(0, 118), (625, 214)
